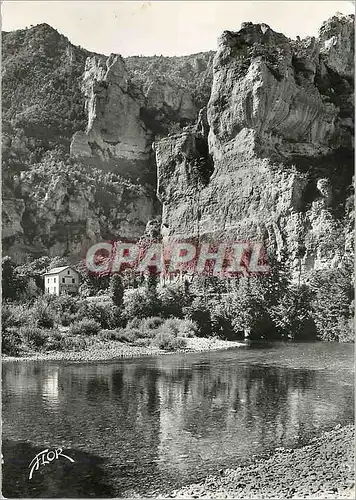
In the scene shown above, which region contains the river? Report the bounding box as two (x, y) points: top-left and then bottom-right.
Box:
(2, 341), (354, 498)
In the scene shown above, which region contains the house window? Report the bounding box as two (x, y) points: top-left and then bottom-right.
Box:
(62, 278), (65, 283)
(72, 278), (75, 283)
(54, 277), (56, 283)
(68, 270), (70, 275)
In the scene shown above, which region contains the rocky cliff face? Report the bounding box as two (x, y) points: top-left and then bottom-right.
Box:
(70, 51), (213, 184)
(156, 14), (354, 277)
(2, 24), (213, 261)
(2, 17), (353, 268)
(2, 157), (155, 263)
(70, 53), (154, 182)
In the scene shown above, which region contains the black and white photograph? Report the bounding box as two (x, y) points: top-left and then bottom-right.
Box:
(1, 1), (355, 498)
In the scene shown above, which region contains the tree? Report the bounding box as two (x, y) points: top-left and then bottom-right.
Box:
(308, 265), (354, 341)
(2, 256), (26, 301)
(109, 274), (124, 308)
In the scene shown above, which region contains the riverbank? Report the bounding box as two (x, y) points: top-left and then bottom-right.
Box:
(2, 337), (245, 362)
(163, 425), (355, 499)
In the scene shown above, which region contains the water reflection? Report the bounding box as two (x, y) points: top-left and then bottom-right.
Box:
(2, 343), (354, 497)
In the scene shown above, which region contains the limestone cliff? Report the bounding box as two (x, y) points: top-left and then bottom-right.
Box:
(2, 24), (212, 261)
(70, 51), (213, 183)
(2, 157), (155, 263)
(156, 14), (354, 277)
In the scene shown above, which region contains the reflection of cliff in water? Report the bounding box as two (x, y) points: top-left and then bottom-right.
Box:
(2, 345), (354, 496)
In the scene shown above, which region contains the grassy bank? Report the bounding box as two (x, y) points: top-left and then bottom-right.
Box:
(2, 336), (244, 363)
(163, 425), (355, 499)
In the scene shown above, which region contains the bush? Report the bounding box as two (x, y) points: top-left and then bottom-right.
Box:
(177, 319), (198, 338)
(123, 286), (161, 321)
(162, 318), (181, 336)
(184, 297), (212, 337)
(2, 327), (22, 355)
(45, 331), (65, 351)
(69, 318), (101, 336)
(2, 303), (30, 331)
(157, 283), (189, 318)
(61, 335), (90, 351)
(152, 330), (187, 350)
(134, 337), (151, 347)
(52, 293), (79, 316)
(31, 297), (55, 328)
(126, 317), (142, 330)
(269, 284), (315, 340)
(18, 325), (51, 349)
(98, 327), (137, 343)
(75, 301), (113, 329)
(98, 329), (118, 341)
(116, 328), (139, 342)
(141, 316), (164, 331)
(208, 298), (236, 339)
(309, 267), (354, 342)
(59, 311), (77, 327)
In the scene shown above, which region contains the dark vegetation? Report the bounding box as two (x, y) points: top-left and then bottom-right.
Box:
(2, 247), (354, 357)
(2, 24), (92, 170)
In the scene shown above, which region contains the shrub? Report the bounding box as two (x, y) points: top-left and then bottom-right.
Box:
(152, 330), (187, 350)
(162, 318), (181, 336)
(269, 284), (315, 340)
(134, 337), (151, 347)
(309, 267), (354, 342)
(184, 297), (212, 337)
(75, 301), (113, 329)
(31, 297), (55, 328)
(210, 300), (236, 339)
(136, 316), (165, 338)
(45, 331), (65, 351)
(126, 317), (142, 330)
(157, 283), (188, 318)
(2, 303), (30, 331)
(123, 286), (161, 321)
(98, 329), (118, 341)
(18, 325), (51, 349)
(141, 316), (164, 330)
(61, 335), (90, 351)
(113, 328), (138, 343)
(2, 327), (22, 355)
(59, 311), (76, 327)
(177, 319), (198, 338)
(52, 293), (79, 316)
(69, 318), (101, 336)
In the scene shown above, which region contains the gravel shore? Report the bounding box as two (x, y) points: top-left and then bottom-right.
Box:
(2, 337), (244, 363)
(163, 425), (355, 499)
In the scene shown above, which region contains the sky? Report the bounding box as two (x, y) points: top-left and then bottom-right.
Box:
(1, 1), (355, 56)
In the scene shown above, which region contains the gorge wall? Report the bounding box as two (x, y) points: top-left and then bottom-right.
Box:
(2, 24), (213, 262)
(155, 13), (354, 277)
(2, 15), (354, 272)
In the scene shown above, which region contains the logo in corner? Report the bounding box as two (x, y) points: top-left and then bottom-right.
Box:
(29, 448), (75, 480)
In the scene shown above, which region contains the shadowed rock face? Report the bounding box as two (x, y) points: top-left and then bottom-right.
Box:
(156, 14), (354, 277)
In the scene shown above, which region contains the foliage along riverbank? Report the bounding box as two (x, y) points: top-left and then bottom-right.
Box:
(162, 424), (355, 499)
(2, 336), (244, 363)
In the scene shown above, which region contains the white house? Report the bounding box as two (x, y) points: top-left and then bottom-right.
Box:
(44, 266), (80, 296)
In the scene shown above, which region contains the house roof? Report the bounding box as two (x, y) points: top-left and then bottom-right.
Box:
(44, 266), (77, 275)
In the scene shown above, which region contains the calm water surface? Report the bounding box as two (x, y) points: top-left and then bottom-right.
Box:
(2, 342), (354, 498)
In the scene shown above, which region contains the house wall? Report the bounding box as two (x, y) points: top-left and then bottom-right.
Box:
(45, 275), (60, 295)
(45, 268), (80, 296)
(58, 268), (80, 295)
